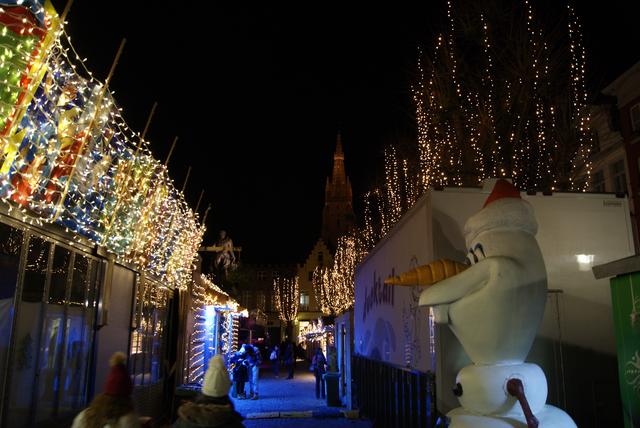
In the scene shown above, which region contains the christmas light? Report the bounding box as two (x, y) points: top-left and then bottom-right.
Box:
(363, 0), (595, 253)
(0, 3), (205, 290)
(410, 0), (593, 192)
(273, 276), (299, 322)
(312, 234), (363, 316)
(186, 273), (242, 383)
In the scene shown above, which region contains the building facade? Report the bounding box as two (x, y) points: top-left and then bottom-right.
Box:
(587, 104), (631, 195)
(233, 135), (357, 345)
(603, 60), (640, 241)
(296, 239), (332, 337)
(228, 263), (297, 346)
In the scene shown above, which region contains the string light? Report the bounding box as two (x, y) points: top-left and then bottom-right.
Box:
(273, 275), (299, 322)
(360, 1), (594, 255)
(186, 273), (240, 383)
(410, 0), (593, 193)
(312, 234), (363, 316)
(298, 317), (333, 352)
(0, 3), (205, 290)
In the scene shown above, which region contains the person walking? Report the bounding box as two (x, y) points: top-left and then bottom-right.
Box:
(174, 355), (245, 428)
(311, 348), (327, 399)
(245, 344), (262, 400)
(269, 345), (280, 378)
(229, 347), (248, 399)
(283, 342), (294, 379)
(71, 352), (140, 428)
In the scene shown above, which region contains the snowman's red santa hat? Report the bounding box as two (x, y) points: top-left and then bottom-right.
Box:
(483, 178), (522, 207)
(464, 179), (538, 245)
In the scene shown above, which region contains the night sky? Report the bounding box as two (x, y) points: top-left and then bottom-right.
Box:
(50, 1), (640, 264)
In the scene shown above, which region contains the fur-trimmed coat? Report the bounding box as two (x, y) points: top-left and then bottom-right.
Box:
(173, 400), (244, 428)
(70, 409), (140, 428)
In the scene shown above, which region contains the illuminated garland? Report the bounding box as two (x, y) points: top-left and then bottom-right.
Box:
(361, 0), (595, 253)
(187, 274), (207, 383)
(187, 273), (241, 383)
(312, 234), (362, 316)
(0, 2), (205, 289)
(411, 0), (593, 193)
(298, 317), (331, 343)
(273, 276), (299, 322)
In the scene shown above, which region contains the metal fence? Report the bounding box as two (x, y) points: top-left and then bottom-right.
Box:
(352, 355), (437, 428)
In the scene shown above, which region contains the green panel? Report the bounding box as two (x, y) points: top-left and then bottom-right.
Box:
(611, 273), (640, 428)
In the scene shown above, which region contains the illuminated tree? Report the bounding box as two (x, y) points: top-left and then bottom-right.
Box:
(412, 0), (593, 193)
(362, 146), (420, 247)
(312, 233), (363, 316)
(273, 276), (299, 338)
(361, 0), (594, 251)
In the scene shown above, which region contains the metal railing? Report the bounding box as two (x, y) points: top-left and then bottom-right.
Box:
(352, 355), (437, 428)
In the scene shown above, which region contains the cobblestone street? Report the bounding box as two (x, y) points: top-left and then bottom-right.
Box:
(233, 363), (372, 427)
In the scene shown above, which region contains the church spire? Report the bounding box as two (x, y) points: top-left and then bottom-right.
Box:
(321, 133), (355, 250)
(335, 132), (344, 159)
(329, 133), (348, 189)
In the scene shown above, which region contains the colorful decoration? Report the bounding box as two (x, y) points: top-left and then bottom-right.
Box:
(0, 2), (204, 289)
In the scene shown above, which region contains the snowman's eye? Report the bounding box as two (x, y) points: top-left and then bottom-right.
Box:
(467, 248), (478, 264)
(473, 243), (485, 259)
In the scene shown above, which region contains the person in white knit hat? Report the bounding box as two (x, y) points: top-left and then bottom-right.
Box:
(174, 355), (244, 428)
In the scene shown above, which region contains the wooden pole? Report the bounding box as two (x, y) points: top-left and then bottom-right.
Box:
(130, 101), (158, 163)
(201, 203), (211, 226)
(181, 166), (191, 193)
(164, 136), (178, 166)
(100, 39), (126, 89)
(195, 189), (204, 213)
(60, 0), (74, 21)
(140, 101), (158, 141)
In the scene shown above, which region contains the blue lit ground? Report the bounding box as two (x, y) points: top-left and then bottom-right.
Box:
(244, 418), (373, 427)
(233, 362), (372, 428)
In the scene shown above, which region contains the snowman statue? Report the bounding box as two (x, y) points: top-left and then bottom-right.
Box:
(386, 179), (576, 428)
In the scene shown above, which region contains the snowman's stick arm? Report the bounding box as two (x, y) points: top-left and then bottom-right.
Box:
(418, 258), (494, 306)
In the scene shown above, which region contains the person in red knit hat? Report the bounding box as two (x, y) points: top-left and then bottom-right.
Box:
(71, 352), (141, 428)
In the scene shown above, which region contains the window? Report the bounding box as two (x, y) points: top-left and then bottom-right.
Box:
(591, 170), (605, 193)
(130, 279), (168, 386)
(308, 271), (313, 281)
(592, 130), (600, 153)
(49, 246), (71, 304)
(257, 271), (267, 281)
(272, 271), (279, 279)
(0, 223), (22, 414)
(9, 241), (102, 424)
(22, 235), (49, 302)
(631, 103), (640, 132)
(300, 292), (309, 311)
(317, 252), (324, 264)
(257, 292), (266, 311)
(241, 290), (250, 309)
(611, 159), (627, 194)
